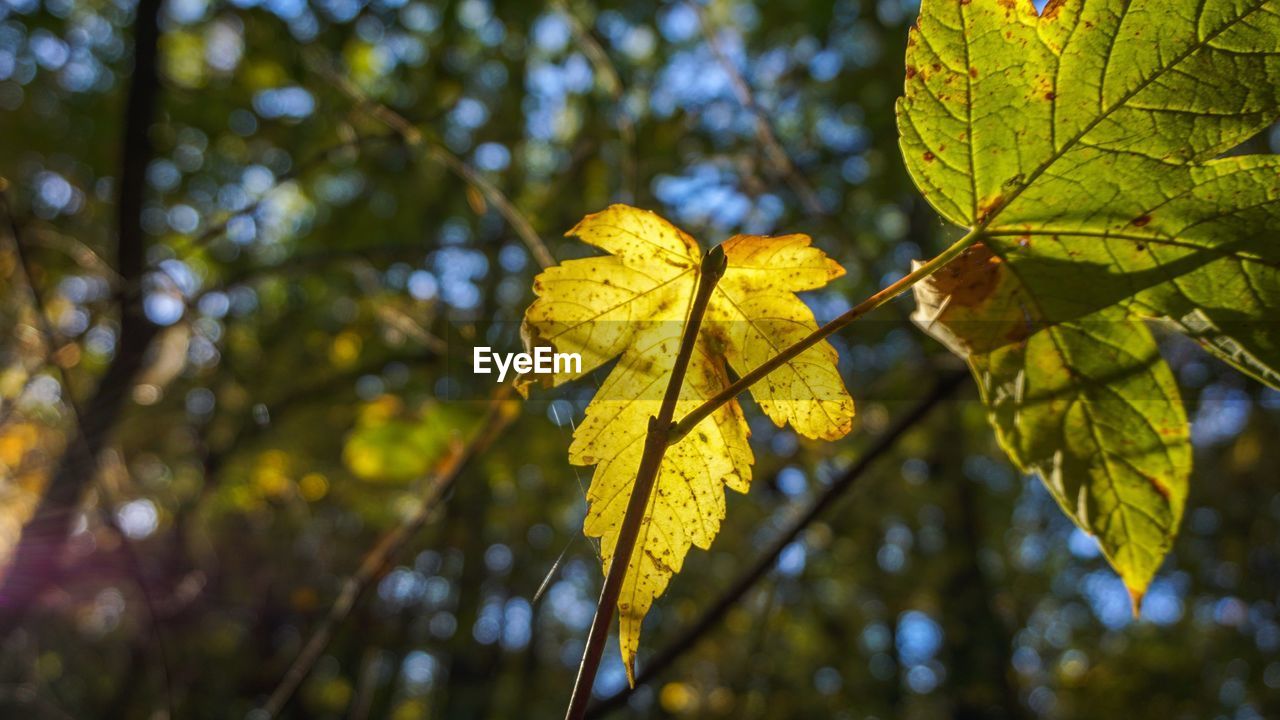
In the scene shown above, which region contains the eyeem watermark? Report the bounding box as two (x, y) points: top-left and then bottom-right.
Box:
(473, 346), (581, 382)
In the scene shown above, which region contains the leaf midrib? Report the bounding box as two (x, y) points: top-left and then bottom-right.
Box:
(1019, 322), (1177, 583)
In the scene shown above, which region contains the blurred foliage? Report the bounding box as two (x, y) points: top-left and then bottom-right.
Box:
(343, 395), (462, 483)
(0, 0), (1278, 718)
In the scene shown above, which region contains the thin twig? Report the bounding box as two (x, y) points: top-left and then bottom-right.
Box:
(586, 368), (968, 718)
(694, 3), (827, 220)
(671, 228), (982, 441)
(553, 0), (637, 201)
(692, 5), (894, 274)
(0, 185), (54, 429)
(191, 242), (439, 306)
(171, 133), (397, 262)
(308, 54), (556, 269)
(260, 383), (521, 717)
(24, 224), (121, 283)
(563, 245), (728, 720)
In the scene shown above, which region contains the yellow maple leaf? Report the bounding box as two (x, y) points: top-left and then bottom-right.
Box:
(522, 204), (854, 681)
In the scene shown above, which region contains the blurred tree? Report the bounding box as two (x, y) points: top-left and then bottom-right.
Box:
(0, 0), (1278, 719)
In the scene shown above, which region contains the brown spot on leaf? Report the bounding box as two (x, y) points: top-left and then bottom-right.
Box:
(929, 242), (1003, 307)
(1045, 91), (1056, 100)
(1005, 322), (1034, 344)
(923, 151), (936, 163)
(906, 64), (918, 80)
(1145, 473), (1172, 502)
(977, 193), (1005, 222)
(1132, 214), (1153, 227)
(1042, 0), (1066, 19)
(969, 65), (978, 78)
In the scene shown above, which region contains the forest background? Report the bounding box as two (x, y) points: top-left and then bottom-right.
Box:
(0, 0), (1278, 718)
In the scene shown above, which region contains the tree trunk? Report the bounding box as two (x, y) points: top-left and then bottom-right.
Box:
(0, 0), (163, 639)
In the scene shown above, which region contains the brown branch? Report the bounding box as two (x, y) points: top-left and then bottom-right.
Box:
(563, 245), (728, 720)
(170, 133), (398, 262)
(1, 188), (176, 718)
(24, 223), (121, 284)
(694, 3), (827, 220)
(692, 4), (894, 274)
(586, 368), (968, 718)
(0, 190), (53, 429)
(0, 0), (166, 644)
(259, 383), (521, 717)
(0, 3), (176, 711)
(670, 229), (980, 442)
(192, 242), (442, 306)
(553, 0), (637, 201)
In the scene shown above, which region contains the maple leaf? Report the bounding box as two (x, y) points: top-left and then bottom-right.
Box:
(522, 204), (854, 680)
(899, 0), (1280, 601)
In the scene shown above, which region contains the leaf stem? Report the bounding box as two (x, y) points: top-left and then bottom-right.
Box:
(307, 52), (557, 269)
(563, 244), (729, 720)
(585, 368), (968, 718)
(670, 228), (983, 442)
(566, 228), (978, 718)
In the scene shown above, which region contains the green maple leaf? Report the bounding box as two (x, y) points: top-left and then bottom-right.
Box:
(898, 0), (1280, 602)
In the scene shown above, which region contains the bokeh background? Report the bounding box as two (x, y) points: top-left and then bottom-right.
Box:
(1, 0), (1279, 718)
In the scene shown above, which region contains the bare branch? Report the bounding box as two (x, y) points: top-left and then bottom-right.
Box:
(694, 3), (827, 220)
(553, 0), (637, 201)
(586, 368), (968, 717)
(563, 245), (728, 720)
(0, 0), (167, 656)
(308, 54), (557, 270)
(0, 10), (176, 709)
(260, 383), (522, 717)
(171, 132), (399, 263)
(670, 229), (981, 441)
(691, 4), (891, 273)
